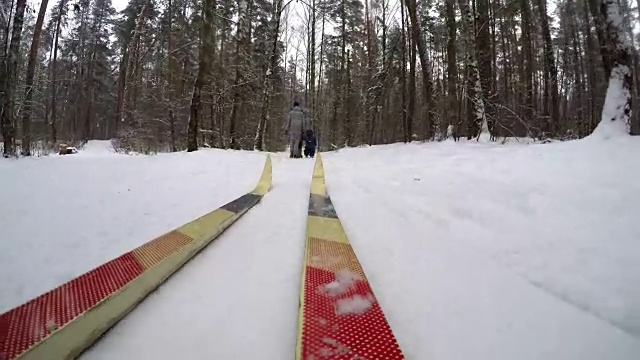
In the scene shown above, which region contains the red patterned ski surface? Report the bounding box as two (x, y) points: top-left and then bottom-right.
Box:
(301, 266), (404, 359)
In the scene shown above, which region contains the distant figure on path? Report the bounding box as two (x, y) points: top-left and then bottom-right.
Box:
(283, 100), (308, 158)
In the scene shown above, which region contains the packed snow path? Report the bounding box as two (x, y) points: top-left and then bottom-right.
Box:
(81, 154), (313, 360)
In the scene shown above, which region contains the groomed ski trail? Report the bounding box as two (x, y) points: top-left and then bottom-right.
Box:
(81, 154), (314, 360)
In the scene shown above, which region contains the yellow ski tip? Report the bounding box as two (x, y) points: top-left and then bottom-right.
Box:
(310, 154), (326, 197)
(251, 154), (272, 196)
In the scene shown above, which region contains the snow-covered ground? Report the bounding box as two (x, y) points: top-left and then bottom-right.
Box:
(1, 137), (639, 359)
(322, 137), (640, 359)
(0, 141), (265, 313)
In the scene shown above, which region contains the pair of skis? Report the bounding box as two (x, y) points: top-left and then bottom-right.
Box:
(296, 154), (405, 359)
(0, 152), (403, 360)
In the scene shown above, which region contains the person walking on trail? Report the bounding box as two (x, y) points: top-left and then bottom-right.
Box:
(283, 100), (308, 158)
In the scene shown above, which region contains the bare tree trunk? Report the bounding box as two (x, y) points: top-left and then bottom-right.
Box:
(318, 15), (326, 146)
(408, 22), (416, 141)
(588, 0), (612, 76)
(115, 50), (129, 134)
(344, 49), (352, 145)
(446, 0), (458, 130)
(20, 0), (50, 155)
(476, 0), (494, 139)
(364, 0), (375, 145)
(458, 0), (488, 139)
(228, 0), (250, 149)
(0, 2), (8, 35)
(167, 0), (177, 151)
(582, 0), (599, 131)
(536, 0), (559, 137)
(330, 0), (347, 146)
(216, 21), (227, 148)
(255, 0), (283, 150)
(188, 0), (215, 151)
(405, 0), (433, 139)
(84, 47), (96, 141)
(309, 0), (316, 126)
(400, 0), (407, 142)
(520, 0), (534, 127)
(115, 3), (148, 134)
(50, 0), (67, 144)
(0, 0), (27, 157)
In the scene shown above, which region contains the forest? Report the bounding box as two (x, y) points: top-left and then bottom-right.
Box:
(0, 0), (637, 156)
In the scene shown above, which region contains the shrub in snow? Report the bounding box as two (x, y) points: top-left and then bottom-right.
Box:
(58, 145), (78, 155)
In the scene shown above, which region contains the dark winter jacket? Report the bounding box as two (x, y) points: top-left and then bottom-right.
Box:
(304, 129), (317, 149)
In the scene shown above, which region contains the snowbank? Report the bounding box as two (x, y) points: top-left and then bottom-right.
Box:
(0, 148), (265, 312)
(323, 137), (640, 358)
(590, 66), (632, 139)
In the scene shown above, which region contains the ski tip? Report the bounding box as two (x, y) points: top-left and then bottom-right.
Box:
(251, 154), (273, 196)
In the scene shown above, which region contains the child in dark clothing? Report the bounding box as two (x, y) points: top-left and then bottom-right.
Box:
(303, 129), (317, 158)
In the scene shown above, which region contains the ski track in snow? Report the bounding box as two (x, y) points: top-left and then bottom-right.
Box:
(80, 153), (313, 360)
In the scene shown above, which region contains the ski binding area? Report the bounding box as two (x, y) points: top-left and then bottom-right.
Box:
(0, 156), (273, 360)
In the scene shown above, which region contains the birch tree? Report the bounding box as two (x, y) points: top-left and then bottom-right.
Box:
(591, 0), (633, 137)
(457, 0), (489, 139)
